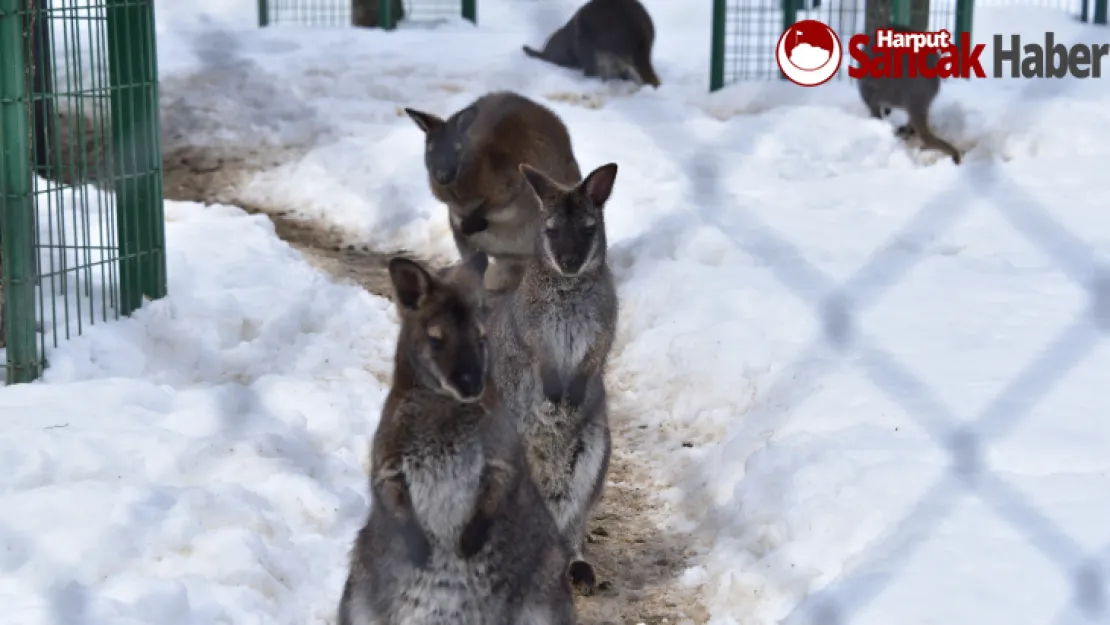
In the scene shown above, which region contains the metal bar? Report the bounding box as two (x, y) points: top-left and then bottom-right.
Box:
(107, 0), (166, 317)
(461, 0), (476, 23)
(1, 0), (41, 383)
(709, 0), (726, 91)
(954, 0), (974, 59)
(781, 0), (798, 81)
(1095, 0), (1107, 24)
(259, 0), (269, 26)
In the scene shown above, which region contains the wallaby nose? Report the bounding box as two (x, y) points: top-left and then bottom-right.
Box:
(454, 372), (484, 399)
(433, 169), (454, 185)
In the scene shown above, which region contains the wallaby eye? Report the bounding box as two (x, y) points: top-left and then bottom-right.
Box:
(427, 325), (446, 350)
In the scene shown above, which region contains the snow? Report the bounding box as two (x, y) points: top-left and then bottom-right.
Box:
(3, 1), (1110, 625)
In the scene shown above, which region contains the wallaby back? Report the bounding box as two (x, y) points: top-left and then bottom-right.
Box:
(351, 0), (404, 28)
(405, 91), (582, 292)
(488, 162), (621, 595)
(337, 254), (577, 625)
(856, 24), (961, 163)
(523, 0), (661, 88)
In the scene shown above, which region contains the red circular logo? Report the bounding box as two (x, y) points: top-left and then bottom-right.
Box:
(775, 20), (843, 87)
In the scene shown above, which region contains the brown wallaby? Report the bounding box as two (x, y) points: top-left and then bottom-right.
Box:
(523, 0), (661, 88)
(404, 91), (582, 293)
(856, 24), (962, 164)
(352, 0), (404, 28)
(488, 162), (620, 595)
(337, 253), (577, 625)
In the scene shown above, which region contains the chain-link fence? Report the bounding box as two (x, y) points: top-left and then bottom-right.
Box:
(257, 0), (477, 28)
(710, 0), (1104, 87)
(505, 1), (1108, 622)
(0, 0), (166, 384)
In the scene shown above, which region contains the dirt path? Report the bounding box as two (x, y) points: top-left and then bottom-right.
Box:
(161, 143), (707, 625)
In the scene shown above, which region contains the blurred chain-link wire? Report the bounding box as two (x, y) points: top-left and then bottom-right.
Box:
(506, 1), (1109, 623)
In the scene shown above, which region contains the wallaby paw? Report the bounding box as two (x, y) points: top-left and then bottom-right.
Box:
(568, 560), (597, 595)
(459, 214), (489, 236)
(403, 525), (432, 569)
(458, 514), (492, 559)
(894, 124), (915, 139)
(564, 373), (587, 409)
(540, 365), (564, 405)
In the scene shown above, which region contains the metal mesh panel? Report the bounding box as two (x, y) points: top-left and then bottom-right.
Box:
(260, 0), (474, 27)
(0, 0), (166, 384)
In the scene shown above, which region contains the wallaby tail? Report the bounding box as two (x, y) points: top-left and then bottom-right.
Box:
(522, 45), (547, 60)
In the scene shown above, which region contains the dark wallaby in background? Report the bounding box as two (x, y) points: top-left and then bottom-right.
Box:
(856, 24), (962, 164)
(523, 0), (661, 88)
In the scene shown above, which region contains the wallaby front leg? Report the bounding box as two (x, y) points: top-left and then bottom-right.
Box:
(374, 462), (431, 567)
(459, 459), (515, 558)
(539, 358), (565, 405)
(562, 328), (614, 410)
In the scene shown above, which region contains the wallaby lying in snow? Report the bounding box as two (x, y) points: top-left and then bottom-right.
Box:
(488, 162), (620, 595)
(523, 0), (661, 88)
(856, 23), (962, 164)
(404, 91), (582, 293)
(352, 0), (404, 28)
(337, 253), (577, 625)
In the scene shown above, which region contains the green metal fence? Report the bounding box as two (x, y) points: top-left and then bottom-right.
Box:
(0, 0), (167, 384)
(258, 0), (477, 28)
(709, 0), (1107, 89)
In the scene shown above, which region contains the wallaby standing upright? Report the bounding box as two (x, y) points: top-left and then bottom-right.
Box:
(523, 0), (661, 88)
(404, 91), (582, 293)
(856, 24), (962, 164)
(337, 253), (577, 625)
(352, 0), (405, 28)
(488, 162), (620, 595)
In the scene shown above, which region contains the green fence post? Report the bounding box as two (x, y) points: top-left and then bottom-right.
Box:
(1094, 0), (1107, 24)
(954, 0), (974, 58)
(259, 0), (270, 27)
(1, 0), (41, 383)
(892, 0), (910, 25)
(107, 0), (167, 316)
(378, 0), (394, 29)
(781, 0), (797, 81)
(462, 0), (477, 24)
(709, 0), (726, 91)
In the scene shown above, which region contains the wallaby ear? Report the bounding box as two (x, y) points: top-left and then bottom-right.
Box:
(519, 163), (560, 202)
(389, 257), (435, 311)
(404, 108), (445, 134)
(582, 163), (618, 208)
(452, 105), (479, 134)
(463, 251), (489, 279)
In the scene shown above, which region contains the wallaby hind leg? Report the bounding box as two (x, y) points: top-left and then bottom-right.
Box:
(907, 106), (961, 164)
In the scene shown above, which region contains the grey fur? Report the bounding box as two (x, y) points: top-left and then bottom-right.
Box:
(523, 0), (661, 88)
(856, 24), (962, 164)
(337, 254), (577, 625)
(488, 162), (620, 594)
(404, 91), (582, 293)
(352, 0), (405, 28)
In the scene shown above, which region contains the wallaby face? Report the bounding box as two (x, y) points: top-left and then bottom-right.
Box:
(388, 253), (490, 402)
(520, 163), (617, 278)
(404, 106), (479, 187)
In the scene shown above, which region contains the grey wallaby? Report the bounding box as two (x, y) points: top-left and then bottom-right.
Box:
(351, 0), (405, 28)
(522, 0), (661, 88)
(337, 253), (577, 625)
(404, 91), (582, 293)
(488, 162), (620, 595)
(856, 24), (962, 164)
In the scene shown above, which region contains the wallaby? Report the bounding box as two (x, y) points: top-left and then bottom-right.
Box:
(404, 91), (582, 293)
(352, 0), (405, 28)
(856, 24), (962, 164)
(523, 0), (661, 88)
(337, 253), (577, 625)
(488, 162), (620, 595)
